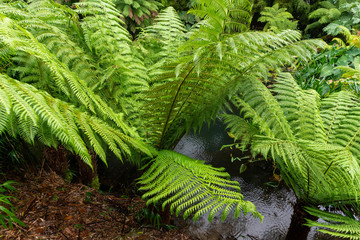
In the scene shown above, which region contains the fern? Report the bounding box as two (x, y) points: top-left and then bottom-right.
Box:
(137, 6), (187, 86)
(305, 207), (360, 240)
(225, 73), (360, 204)
(258, 4), (298, 32)
(75, 0), (149, 112)
(143, 28), (325, 148)
(0, 12), (137, 135)
(0, 0), (330, 223)
(138, 150), (263, 222)
(0, 73), (152, 166)
(112, 0), (162, 34)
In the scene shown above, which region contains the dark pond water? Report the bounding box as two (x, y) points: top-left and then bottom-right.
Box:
(174, 120), (331, 240)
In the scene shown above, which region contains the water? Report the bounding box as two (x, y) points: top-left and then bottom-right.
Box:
(174, 120), (330, 240)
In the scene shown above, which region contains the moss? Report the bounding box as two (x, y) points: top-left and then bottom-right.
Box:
(90, 176), (100, 190)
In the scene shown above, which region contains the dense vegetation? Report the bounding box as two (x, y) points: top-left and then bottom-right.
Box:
(2, 0), (360, 239)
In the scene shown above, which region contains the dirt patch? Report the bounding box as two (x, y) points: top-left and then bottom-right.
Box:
(0, 171), (193, 240)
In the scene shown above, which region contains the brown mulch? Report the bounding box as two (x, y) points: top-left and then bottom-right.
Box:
(0, 171), (193, 240)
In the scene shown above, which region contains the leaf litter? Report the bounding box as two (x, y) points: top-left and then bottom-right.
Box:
(0, 171), (193, 240)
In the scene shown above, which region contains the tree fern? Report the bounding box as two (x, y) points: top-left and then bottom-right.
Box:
(0, 0), (330, 223)
(138, 150), (263, 222)
(142, 28), (325, 148)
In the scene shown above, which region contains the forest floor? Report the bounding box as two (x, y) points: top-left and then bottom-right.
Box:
(0, 170), (193, 240)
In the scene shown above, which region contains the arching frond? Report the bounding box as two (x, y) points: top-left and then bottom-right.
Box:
(142, 30), (325, 148)
(75, 0), (149, 110)
(305, 207), (360, 240)
(138, 150), (263, 222)
(0, 73), (153, 166)
(0, 13), (135, 135)
(137, 6), (187, 86)
(225, 73), (360, 204)
(274, 73), (326, 142)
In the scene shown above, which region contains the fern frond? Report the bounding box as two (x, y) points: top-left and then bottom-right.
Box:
(143, 29), (324, 148)
(258, 4), (298, 32)
(75, 0), (149, 110)
(226, 73), (360, 204)
(138, 7), (186, 66)
(0, 73), (152, 166)
(237, 75), (293, 140)
(189, 0), (253, 41)
(305, 207), (360, 240)
(138, 150), (263, 222)
(274, 73), (326, 142)
(0, 13), (136, 135)
(252, 136), (360, 203)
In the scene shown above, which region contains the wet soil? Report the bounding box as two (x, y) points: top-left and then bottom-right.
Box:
(0, 171), (192, 240)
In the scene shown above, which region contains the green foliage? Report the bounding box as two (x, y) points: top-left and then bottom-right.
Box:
(74, 0), (149, 111)
(258, 4), (298, 32)
(305, 207), (360, 239)
(189, 0), (253, 35)
(138, 150), (263, 222)
(142, 25), (325, 148)
(225, 73), (360, 204)
(112, 0), (162, 34)
(306, 0), (360, 36)
(252, 0), (312, 32)
(294, 46), (360, 97)
(137, 6), (187, 85)
(0, 73), (151, 166)
(155, 0), (197, 30)
(0, 180), (25, 229)
(90, 176), (100, 190)
(0, 0), (327, 222)
(137, 206), (162, 229)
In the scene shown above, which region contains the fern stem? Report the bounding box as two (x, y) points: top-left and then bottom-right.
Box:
(158, 65), (196, 149)
(324, 161), (333, 175)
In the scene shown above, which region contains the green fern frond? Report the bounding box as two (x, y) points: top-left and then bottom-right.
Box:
(138, 150), (263, 222)
(226, 72), (360, 204)
(0, 73), (152, 167)
(274, 73), (326, 142)
(139, 7), (186, 63)
(189, 0), (252, 40)
(258, 4), (298, 32)
(0, 13), (137, 135)
(143, 29), (325, 148)
(237, 75), (293, 140)
(305, 207), (360, 240)
(75, 0), (149, 111)
(222, 113), (259, 151)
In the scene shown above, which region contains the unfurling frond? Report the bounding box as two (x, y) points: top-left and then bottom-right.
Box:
(138, 150), (262, 222)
